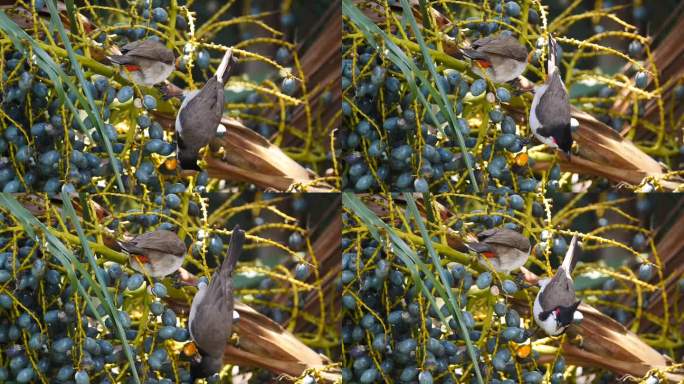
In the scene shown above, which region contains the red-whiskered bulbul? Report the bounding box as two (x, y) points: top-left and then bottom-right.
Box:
(107, 39), (175, 86)
(533, 234), (583, 336)
(461, 34), (528, 83)
(188, 226), (244, 378)
(116, 229), (186, 278)
(175, 48), (238, 171)
(529, 36), (575, 157)
(465, 228), (531, 274)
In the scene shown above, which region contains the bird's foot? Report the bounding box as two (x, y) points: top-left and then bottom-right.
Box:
(509, 77), (534, 95)
(159, 82), (183, 100)
(508, 78), (524, 96)
(172, 269), (196, 287)
(171, 272), (184, 289)
(514, 272), (534, 289)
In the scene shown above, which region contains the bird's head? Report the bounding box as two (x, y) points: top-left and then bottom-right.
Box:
(541, 300), (581, 334)
(551, 124), (573, 158)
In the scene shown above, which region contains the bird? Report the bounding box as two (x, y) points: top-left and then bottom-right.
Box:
(533, 234), (583, 336)
(116, 229), (186, 278)
(529, 36), (575, 157)
(460, 33), (528, 83)
(465, 228), (531, 274)
(175, 48), (238, 171)
(107, 39), (175, 86)
(188, 226), (245, 379)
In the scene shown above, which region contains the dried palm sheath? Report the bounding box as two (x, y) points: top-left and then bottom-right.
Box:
(14, 193), (110, 223)
(545, 304), (682, 383)
(353, 0), (454, 38)
(287, 1), (342, 139)
(205, 118), (334, 192)
(530, 108), (681, 190)
(1, 0), (93, 31)
(148, 111), (333, 192)
(227, 301), (339, 382)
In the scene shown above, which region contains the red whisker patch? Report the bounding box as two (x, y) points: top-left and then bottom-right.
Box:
(476, 59), (492, 68)
(124, 64), (142, 71)
(134, 254), (150, 264)
(482, 251), (495, 258)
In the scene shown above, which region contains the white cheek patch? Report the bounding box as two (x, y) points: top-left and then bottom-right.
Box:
(533, 288), (563, 336)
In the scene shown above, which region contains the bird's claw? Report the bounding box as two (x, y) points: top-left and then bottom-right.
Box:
(159, 84), (173, 101)
(171, 273), (184, 289)
(514, 272), (533, 289)
(508, 78), (530, 96)
(159, 83), (183, 101)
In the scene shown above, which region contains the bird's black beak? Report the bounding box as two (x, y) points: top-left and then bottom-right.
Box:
(571, 300), (581, 312)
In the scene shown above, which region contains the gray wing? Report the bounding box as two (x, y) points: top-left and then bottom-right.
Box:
(465, 241), (493, 253)
(540, 268), (576, 311)
(107, 54), (137, 65)
(476, 35), (528, 61)
(190, 227), (244, 356)
(461, 48), (488, 60)
(120, 40), (146, 52)
(480, 229), (530, 251)
(121, 40), (174, 64)
(462, 35), (498, 60)
(536, 69), (570, 129)
(476, 228), (500, 239)
(123, 230), (185, 256)
(471, 35), (499, 50)
(178, 77), (224, 153)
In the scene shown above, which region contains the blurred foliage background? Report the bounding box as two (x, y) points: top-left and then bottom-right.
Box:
(0, 0), (340, 193)
(340, 0), (684, 194)
(0, 191), (341, 383)
(341, 192), (684, 383)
